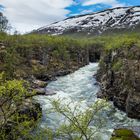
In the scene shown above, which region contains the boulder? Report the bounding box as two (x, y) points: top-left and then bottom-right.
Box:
(34, 88), (56, 96)
(32, 79), (48, 88)
(111, 128), (139, 140)
(126, 93), (140, 119)
(56, 70), (71, 76)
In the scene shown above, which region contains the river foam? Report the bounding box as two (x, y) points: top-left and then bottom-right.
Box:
(36, 63), (140, 140)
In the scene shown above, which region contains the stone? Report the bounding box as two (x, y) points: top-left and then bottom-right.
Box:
(111, 128), (139, 140)
(126, 93), (140, 119)
(34, 88), (56, 96)
(134, 78), (140, 92)
(33, 79), (48, 88)
(55, 70), (71, 76)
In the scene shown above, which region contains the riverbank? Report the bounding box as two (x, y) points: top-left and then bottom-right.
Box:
(97, 45), (140, 119)
(0, 35), (101, 139)
(36, 63), (140, 140)
(0, 33), (140, 139)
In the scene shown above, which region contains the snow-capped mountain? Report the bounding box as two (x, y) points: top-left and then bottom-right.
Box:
(34, 6), (140, 35)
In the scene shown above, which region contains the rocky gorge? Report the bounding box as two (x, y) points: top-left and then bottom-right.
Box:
(0, 33), (140, 139)
(0, 5), (140, 139)
(0, 35), (104, 139)
(97, 45), (140, 119)
(33, 44), (140, 120)
(30, 41), (140, 139)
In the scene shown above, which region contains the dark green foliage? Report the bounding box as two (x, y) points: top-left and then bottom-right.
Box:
(0, 72), (41, 140)
(0, 12), (8, 32)
(112, 60), (123, 71)
(111, 129), (140, 140)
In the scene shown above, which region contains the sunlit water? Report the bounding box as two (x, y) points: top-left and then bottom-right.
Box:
(36, 63), (140, 140)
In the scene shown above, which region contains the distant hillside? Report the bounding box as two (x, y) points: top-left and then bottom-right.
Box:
(33, 6), (140, 35)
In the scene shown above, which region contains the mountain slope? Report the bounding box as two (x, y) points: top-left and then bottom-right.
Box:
(33, 6), (140, 35)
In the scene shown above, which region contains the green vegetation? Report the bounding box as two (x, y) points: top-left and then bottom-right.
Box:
(112, 60), (123, 71)
(0, 72), (41, 140)
(111, 129), (140, 140)
(0, 12), (10, 32)
(1, 22), (140, 139)
(32, 98), (110, 140)
(0, 31), (140, 79)
(0, 33), (103, 79)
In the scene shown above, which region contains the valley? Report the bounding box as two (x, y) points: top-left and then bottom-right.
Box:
(0, 5), (140, 140)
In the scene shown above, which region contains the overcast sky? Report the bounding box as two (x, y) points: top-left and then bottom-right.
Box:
(0, 0), (140, 33)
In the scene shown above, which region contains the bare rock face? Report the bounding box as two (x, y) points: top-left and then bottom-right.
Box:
(97, 46), (140, 119)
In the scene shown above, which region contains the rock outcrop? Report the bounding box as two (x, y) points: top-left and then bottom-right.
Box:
(97, 45), (140, 119)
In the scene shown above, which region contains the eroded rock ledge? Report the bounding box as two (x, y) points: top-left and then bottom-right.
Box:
(97, 45), (140, 119)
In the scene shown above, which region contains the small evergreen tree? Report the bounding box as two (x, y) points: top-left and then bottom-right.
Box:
(0, 12), (9, 32)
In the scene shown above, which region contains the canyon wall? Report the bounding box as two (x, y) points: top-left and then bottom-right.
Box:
(97, 45), (140, 119)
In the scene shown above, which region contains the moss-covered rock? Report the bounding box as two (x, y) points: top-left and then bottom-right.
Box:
(111, 129), (140, 140)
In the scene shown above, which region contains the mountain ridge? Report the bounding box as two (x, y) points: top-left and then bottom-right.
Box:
(65, 6), (140, 20)
(33, 6), (140, 35)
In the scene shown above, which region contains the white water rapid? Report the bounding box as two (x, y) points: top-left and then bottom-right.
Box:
(36, 63), (139, 140)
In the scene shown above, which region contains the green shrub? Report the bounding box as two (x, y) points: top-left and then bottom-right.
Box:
(112, 60), (123, 71)
(0, 72), (40, 140)
(111, 129), (139, 140)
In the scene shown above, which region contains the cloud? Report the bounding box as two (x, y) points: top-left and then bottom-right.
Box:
(82, 0), (127, 7)
(0, 0), (74, 33)
(80, 10), (93, 14)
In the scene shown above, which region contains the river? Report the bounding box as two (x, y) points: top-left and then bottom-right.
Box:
(36, 63), (139, 140)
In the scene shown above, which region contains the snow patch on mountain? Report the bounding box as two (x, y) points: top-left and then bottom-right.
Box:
(34, 6), (140, 35)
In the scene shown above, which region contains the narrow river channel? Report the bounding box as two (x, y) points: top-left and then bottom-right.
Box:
(36, 63), (139, 140)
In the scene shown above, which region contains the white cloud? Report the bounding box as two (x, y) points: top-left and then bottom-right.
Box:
(82, 0), (126, 7)
(68, 9), (93, 17)
(80, 10), (93, 14)
(0, 0), (74, 33)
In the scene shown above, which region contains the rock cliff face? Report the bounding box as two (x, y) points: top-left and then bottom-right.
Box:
(11, 42), (102, 81)
(97, 45), (140, 119)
